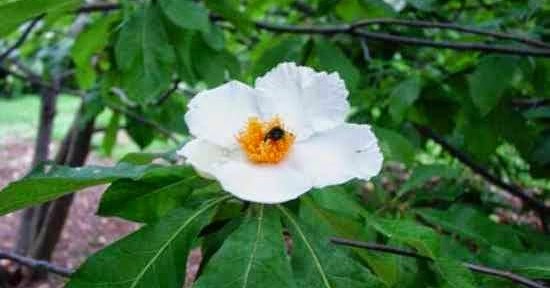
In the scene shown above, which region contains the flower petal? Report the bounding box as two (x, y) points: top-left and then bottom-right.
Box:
(178, 139), (230, 178)
(289, 123), (383, 188)
(255, 62), (349, 139)
(185, 81), (260, 147)
(211, 160), (313, 204)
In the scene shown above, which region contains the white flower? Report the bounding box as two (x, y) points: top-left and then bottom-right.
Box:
(179, 62), (383, 204)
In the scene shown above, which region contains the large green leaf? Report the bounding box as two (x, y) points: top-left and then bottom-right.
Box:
(314, 38), (360, 91)
(0, 163), (159, 216)
(468, 56), (517, 116)
(159, 0), (209, 32)
(389, 76), (423, 123)
(66, 196), (229, 288)
(204, 0), (252, 32)
(433, 258), (477, 288)
(369, 216), (441, 258)
(115, 4), (175, 104)
(251, 36), (306, 78)
(98, 168), (213, 223)
(373, 126), (416, 165)
(397, 164), (461, 197)
(71, 15), (118, 89)
(416, 205), (523, 250)
(278, 205), (384, 288)
(301, 196), (400, 287)
(0, 0), (78, 36)
(195, 205), (295, 288)
(482, 247), (550, 279)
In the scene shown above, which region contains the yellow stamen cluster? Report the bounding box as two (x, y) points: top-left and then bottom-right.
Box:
(237, 117), (295, 164)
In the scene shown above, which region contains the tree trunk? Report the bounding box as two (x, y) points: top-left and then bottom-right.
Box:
(15, 80), (59, 255)
(14, 100), (96, 280)
(28, 117), (95, 263)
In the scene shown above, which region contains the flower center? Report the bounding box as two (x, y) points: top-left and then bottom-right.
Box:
(237, 117), (295, 164)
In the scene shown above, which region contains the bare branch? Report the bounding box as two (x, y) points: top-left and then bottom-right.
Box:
(153, 79), (181, 106)
(0, 251), (73, 277)
(75, 3), (120, 13)
(350, 19), (550, 50)
(253, 21), (550, 57)
(330, 237), (548, 288)
(0, 15), (43, 63)
(106, 104), (180, 144)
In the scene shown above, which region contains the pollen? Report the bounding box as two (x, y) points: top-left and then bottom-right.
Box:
(237, 117), (295, 164)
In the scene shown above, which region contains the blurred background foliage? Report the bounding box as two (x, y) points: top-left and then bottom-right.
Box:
(1, 0), (550, 287)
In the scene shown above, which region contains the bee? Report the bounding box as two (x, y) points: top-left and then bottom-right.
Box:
(264, 126), (285, 142)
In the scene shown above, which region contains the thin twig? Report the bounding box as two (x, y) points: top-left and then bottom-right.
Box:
(330, 237), (548, 288)
(350, 19), (550, 49)
(413, 124), (549, 231)
(253, 21), (550, 57)
(107, 104), (180, 144)
(0, 15), (43, 63)
(0, 251), (73, 277)
(153, 80), (180, 106)
(75, 3), (120, 13)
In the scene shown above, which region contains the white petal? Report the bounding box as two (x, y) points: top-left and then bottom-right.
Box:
(185, 81), (260, 147)
(255, 62), (350, 140)
(211, 160), (313, 204)
(178, 139), (230, 178)
(289, 123), (383, 188)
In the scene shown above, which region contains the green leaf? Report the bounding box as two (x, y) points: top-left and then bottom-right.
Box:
(115, 4), (175, 104)
(416, 205), (523, 250)
(313, 38), (360, 90)
(389, 76), (423, 123)
(482, 247), (550, 279)
(278, 205), (384, 288)
(0, 0), (78, 36)
(66, 196), (229, 288)
(195, 205), (296, 288)
(251, 36), (305, 78)
(369, 216), (441, 258)
(373, 126), (416, 165)
(98, 167), (213, 223)
(204, 0), (252, 32)
(159, 0), (209, 32)
(0, 163), (157, 216)
(71, 15), (118, 89)
(125, 115), (155, 149)
(301, 196), (400, 287)
(531, 131), (550, 167)
(397, 164), (461, 197)
(201, 24), (225, 51)
(169, 28), (198, 84)
(101, 111), (120, 156)
(433, 258), (477, 288)
(468, 56), (517, 115)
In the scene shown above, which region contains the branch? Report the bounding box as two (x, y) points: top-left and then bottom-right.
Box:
(153, 79), (181, 106)
(512, 98), (550, 109)
(351, 19), (550, 50)
(0, 15), (43, 63)
(106, 104), (180, 144)
(253, 21), (550, 57)
(75, 3), (120, 13)
(413, 124), (549, 225)
(330, 237), (548, 288)
(0, 251), (73, 278)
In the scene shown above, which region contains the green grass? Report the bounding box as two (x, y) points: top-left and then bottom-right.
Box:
(0, 94), (80, 140)
(0, 95), (176, 161)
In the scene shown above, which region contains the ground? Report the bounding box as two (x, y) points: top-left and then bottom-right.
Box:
(0, 96), (197, 288)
